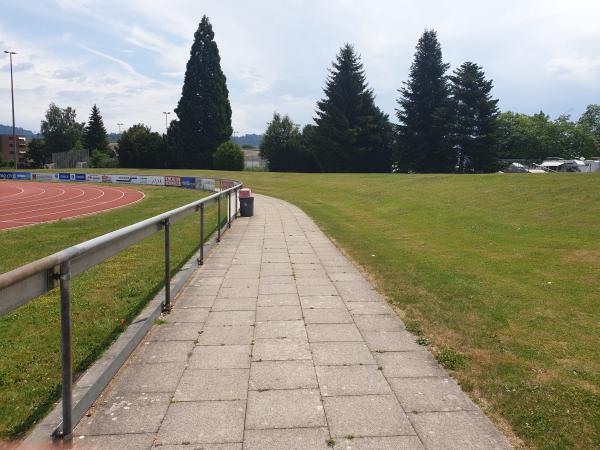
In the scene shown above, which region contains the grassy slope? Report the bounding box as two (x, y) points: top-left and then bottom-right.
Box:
(0, 185), (224, 439)
(73, 169), (599, 449)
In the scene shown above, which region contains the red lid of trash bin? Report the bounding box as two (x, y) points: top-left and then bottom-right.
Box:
(239, 188), (252, 198)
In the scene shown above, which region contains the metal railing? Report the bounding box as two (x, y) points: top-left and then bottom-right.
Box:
(0, 177), (242, 440)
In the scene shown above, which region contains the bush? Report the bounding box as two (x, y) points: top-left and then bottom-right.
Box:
(213, 142), (244, 171)
(90, 149), (119, 168)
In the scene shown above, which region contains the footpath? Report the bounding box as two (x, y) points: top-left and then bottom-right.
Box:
(69, 194), (513, 450)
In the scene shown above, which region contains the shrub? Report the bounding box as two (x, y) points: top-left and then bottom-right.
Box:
(213, 142), (244, 171)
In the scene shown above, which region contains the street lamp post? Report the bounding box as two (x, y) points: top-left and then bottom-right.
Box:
(117, 123), (124, 134)
(4, 50), (17, 169)
(162, 112), (171, 135)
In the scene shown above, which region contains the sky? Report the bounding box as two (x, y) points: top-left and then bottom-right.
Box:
(0, 0), (599, 134)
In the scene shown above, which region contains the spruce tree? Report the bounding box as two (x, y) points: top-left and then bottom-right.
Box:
(450, 62), (499, 172)
(84, 104), (109, 153)
(174, 15), (232, 168)
(312, 44), (392, 173)
(396, 29), (453, 172)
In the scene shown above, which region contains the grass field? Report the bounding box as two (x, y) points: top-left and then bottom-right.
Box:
(0, 184), (225, 439)
(2, 170), (599, 449)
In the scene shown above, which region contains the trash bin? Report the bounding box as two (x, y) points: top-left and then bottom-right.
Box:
(239, 189), (254, 217)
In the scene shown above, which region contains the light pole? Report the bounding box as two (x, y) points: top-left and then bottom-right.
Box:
(162, 111), (171, 135)
(4, 50), (17, 169)
(117, 123), (124, 134)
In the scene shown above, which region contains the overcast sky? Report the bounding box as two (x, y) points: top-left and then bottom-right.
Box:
(1, 0), (599, 134)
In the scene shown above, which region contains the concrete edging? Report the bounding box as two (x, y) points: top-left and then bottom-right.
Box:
(22, 218), (234, 447)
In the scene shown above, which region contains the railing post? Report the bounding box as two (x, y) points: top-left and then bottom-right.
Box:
(217, 194), (221, 243)
(228, 190), (231, 228)
(163, 219), (171, 311)
(59, 260), (73, 441)
(198, 204), (204, 265)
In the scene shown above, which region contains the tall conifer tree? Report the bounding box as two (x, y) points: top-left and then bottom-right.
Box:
(396, 30), (453, 172)
(312, 44), (392, 172)
(450, 62), (499, 172)
(84, 104), (109, 152)
(174, 16), (232, 168)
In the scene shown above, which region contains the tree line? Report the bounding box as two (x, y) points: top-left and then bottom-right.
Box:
(262, 30), (600, 173)
(24, 18), (600, 173)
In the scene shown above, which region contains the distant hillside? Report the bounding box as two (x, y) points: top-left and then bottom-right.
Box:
(0, 124), (37, 139)
(232, 133), (262, 148)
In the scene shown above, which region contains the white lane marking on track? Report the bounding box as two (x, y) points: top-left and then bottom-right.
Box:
(3, 187), (135, 222)
(0, 186), (70, 209)
(0, 186), (62, 205)
(0, 186), (26, 200)
(0, 186), (105, 218)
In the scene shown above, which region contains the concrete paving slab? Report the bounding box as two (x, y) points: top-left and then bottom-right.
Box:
(189, 345), (251, 369)
(258, 293), (300, 306)
(174, 368), (249, 401)
(167, 308), (210, 324)
(114, 362), (186, 393)
(315, 365), (392, 397)
(243, 428), (330, 450)
(197, 325), (254, 345)
(306, 323), (363, 342)
(152, 444), (241, 450)
(323, 394), (415, 438)
(249, 360), (318, 390)
(310, 342), (375, 366)
(219, 286), (259, 299)
(298, 284), (338, 297)
(132, 341), (194, 364)
(256, 305), (303, 321)
(303, 308), (353, 324)
(156, 400), (245, 445)
(362, 330), (424, 352)
(150, 322), (202, 341)
(354, 314), (405, 332)
(253, 338), (311, 361)
(212, 297), (257, 311)
(176, 294), (216, 309)
(347, 301), (393, 315)
(205, 310), (255, 327)
(409, 410), (513, 450)
(246, 389), (326, 429)
(259, 283), (298, 295)
(334, 436), (425, 450)
(77, 392), (170, 435)
(255, 320), (307, 339)
(73, 433), (155, 449)
(375, 352), (446, 378)
(300, 295), (346, 309)
(390, 377), (477, 413)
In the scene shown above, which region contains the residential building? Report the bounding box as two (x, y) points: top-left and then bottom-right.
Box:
(0, 134), (27, 166)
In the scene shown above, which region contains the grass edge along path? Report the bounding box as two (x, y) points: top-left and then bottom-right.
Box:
(50, 169), (600, 450)
(0, 184), (226, 440)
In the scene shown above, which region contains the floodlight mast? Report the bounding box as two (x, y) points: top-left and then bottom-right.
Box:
(162, 111), (171, 135)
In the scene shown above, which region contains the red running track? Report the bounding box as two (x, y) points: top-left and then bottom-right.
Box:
(0, 181), (145, 230)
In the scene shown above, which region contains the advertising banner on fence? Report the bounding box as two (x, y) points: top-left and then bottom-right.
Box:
(31, 172), (54, 181)
(221, 180), (235, 190)
(164, 176), (182, 187)
(136, 175), (165, 186)
(111, 174), (139, 184)
(181, 176), (196, 189)
(0, 171), (32, 180)
(86, 174), (103, 183)
(196, 178), (216, 192)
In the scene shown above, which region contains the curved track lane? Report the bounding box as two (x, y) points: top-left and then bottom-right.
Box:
(0, 181), (145, 230)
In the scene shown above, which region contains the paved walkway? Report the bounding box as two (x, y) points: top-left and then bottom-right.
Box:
(73, 194), (512, 450)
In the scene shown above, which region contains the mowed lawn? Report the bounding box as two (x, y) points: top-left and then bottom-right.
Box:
(76, 168), (598, 449)
(0, 184), (225, 439)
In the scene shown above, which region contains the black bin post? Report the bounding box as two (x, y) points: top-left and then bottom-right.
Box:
(239, 196), (254, 217)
